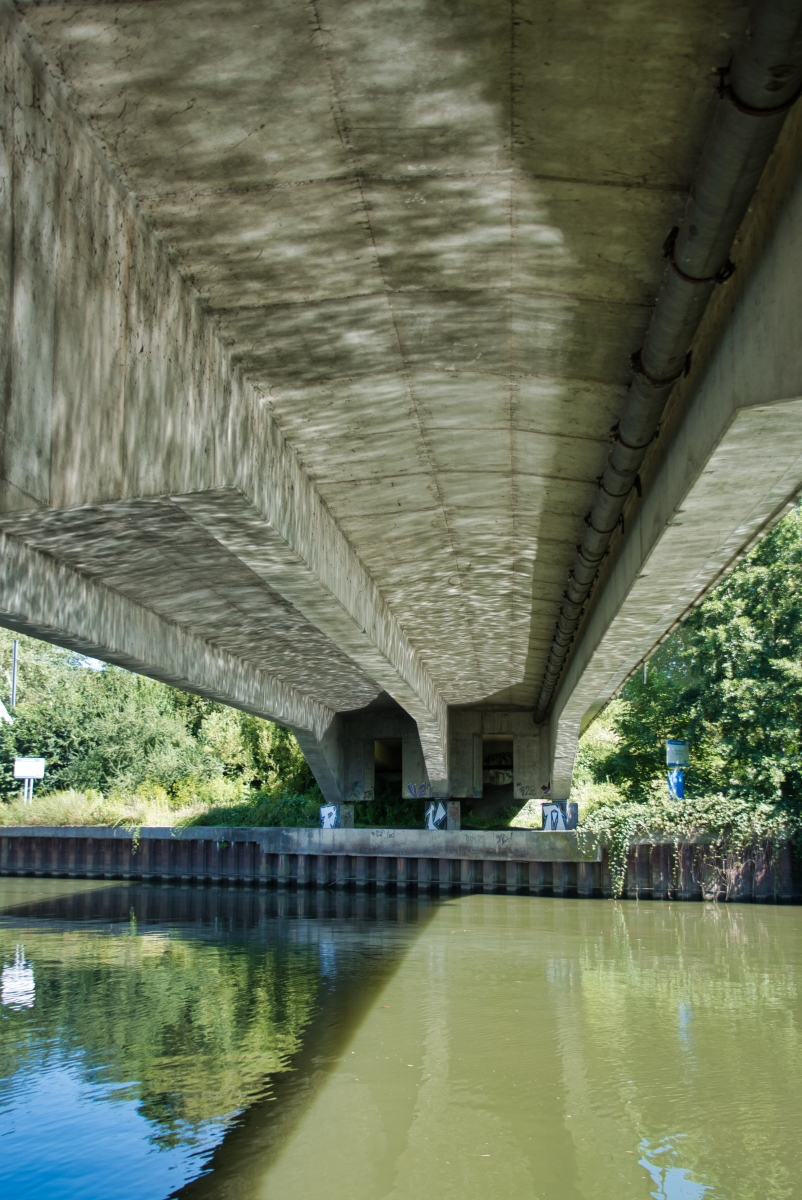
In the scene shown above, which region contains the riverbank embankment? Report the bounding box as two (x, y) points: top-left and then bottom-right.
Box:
(0, 826), (798, 901)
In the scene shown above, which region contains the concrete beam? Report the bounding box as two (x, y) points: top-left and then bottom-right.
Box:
(0, 4), (449, 791)
(294, 718), (345, 807)
(549, 144), (802, 798)
(171, 491), (449, 793)
(0, 530), (336, 743)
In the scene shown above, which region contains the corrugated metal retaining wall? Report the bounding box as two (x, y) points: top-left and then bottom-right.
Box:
(0, 827), (797, 901)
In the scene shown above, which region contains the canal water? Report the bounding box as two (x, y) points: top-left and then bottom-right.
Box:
(1, 879), (800, 1200)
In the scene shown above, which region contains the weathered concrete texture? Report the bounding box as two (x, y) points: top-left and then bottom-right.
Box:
(550, 106), (802, 797)
(0, 2), (449, 789)
(2, 3), (744, 709)
(0, 498), (381, 712)
(299, 696), (552, 807)
(449, 710), (548, 800)
(297, 695), (435, 805)
(2, 0), (797, 802)
(0, 528), (338, 739)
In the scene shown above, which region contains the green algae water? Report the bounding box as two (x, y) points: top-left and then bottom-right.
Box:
(1, 880), (801, 1199)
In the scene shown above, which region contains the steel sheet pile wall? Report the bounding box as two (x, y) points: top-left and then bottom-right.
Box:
(0, 828), (797, 901)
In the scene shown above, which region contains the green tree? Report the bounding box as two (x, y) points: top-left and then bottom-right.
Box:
(0, 630), (313, 803)
(582, 507), (802, 808)
(0, 654), (217, 796)
(239, 715), (313, 795)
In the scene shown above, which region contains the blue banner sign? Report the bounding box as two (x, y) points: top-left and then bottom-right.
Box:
(667, 768), (685, 800)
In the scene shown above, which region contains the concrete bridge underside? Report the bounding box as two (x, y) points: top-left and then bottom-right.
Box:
(1, 0), (802, 805)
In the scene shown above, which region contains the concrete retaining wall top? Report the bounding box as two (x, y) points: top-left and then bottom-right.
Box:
(0, 825), (601, 862)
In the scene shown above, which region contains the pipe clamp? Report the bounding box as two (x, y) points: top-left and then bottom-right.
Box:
(662, 225), (735, 285)
(716, 63), (802, 117)
(629, 348), (684, 389)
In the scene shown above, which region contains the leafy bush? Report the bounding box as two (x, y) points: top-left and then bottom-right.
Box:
(578, 791), (801, 897)
(178, 787), (324, 829)
(571, 508), (802, 885)
(579, 509), (802, 808)
(0, 629), (313, 812)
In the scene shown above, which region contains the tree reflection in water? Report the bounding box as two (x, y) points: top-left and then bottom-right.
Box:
(0, 881), (427, 1187)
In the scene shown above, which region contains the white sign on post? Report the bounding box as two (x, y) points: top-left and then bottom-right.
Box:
(13, 757), (45, 805)
(13, 758), (46, 780)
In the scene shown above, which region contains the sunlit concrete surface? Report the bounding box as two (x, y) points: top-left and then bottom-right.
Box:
(1, 1), (802, 798)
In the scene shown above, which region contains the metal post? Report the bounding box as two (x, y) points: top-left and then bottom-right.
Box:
(11, 639), (17, 707)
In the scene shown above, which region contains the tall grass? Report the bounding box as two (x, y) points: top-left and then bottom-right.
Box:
(1, 784), (541, 830)
(0, 786), (323, 829)
(0, 788), (204, 827)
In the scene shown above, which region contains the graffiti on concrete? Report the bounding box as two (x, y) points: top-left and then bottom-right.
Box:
(348, 782), (376, 802)
(404, 782), (431, 798)
(541, 801), (579, 831)
(542, 803), (567, 831)
(425, 801), (447, 830)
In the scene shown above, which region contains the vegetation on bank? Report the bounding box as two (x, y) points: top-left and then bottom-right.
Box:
(0, 636), (428, 828)
(0, 782), (430, 831)
(0, 629), (322, 825)
(573, 507), (802, 891)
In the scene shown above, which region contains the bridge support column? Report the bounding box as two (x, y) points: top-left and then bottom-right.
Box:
(344, 736), (375, 802)
(402, 732), (430, 800)
(294, 716), (345, 806)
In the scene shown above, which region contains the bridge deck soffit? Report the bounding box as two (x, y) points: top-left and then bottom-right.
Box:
(550, 124), (802, 798)
(6, 0), (751, 724)
(0, 2), (449, 785)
